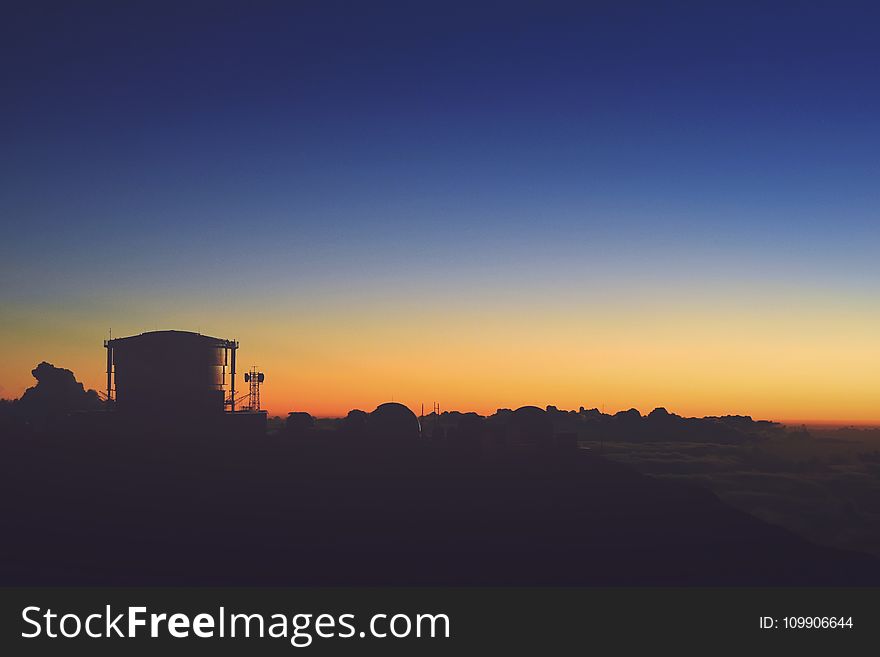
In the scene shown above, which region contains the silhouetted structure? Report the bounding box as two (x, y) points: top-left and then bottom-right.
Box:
(106, 330), (237, 413)
(367, 402), (421, 441)
(341, 409), (369, 436)
(508, 405), (553, 447)
(101, 330), (265, 436)
(243, 366), (265, 411)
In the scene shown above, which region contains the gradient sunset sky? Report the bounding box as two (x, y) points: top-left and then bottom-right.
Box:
(2, 2), (878, 422)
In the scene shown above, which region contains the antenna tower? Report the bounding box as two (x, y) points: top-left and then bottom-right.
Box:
(243, 366), (265, 411)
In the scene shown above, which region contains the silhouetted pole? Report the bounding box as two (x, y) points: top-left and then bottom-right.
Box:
(230, 341), (237, 412)
(105, 341), (113, 402)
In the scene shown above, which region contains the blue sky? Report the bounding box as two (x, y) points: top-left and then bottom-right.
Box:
(2, 1), (879, 420)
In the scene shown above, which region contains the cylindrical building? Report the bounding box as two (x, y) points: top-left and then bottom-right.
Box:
(106, 330), (237, 414)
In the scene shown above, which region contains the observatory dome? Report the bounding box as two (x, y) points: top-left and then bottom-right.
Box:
(368, 402), (421, 441)
(509, 405), (553, 445)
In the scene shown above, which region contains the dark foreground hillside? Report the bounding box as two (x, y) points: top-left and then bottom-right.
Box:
(1, 432), (878, 586)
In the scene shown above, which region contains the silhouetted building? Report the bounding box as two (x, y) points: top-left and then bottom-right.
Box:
(106, 330), (238, 414)
(368, 402), (421, 441)
(507, 405), (553, 447)
(341, 409), (369, 436)
(103, 330), (265, 436)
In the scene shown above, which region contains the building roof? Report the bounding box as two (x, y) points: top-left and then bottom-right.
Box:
(106, 330), (235, 347)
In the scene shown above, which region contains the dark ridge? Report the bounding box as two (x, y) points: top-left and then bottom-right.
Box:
(2, 430), (878, 586)
(2, 364), (877, 586)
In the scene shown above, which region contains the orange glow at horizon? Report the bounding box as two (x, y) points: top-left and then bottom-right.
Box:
(2, 291), (879, 426)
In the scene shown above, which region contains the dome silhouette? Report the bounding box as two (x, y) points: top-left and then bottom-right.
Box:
(509, 405), (553, 445)
(342, 409), (369, 435)
(368, 402), (421, 440)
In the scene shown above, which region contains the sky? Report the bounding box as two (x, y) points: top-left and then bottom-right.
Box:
(1, 1), (879, 422)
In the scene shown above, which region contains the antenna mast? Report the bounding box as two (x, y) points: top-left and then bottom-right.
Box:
(243, 366), (265, 411)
